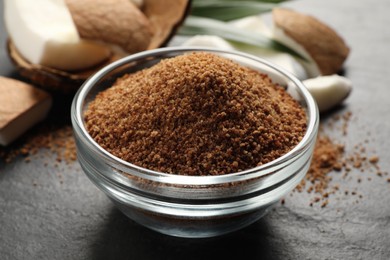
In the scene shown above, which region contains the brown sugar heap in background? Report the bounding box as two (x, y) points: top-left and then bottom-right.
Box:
(84, 52), (307, 176)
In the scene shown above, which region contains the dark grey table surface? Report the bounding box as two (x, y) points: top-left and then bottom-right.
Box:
(1, 0), (390, 259)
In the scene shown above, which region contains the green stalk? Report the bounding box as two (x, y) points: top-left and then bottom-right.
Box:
(191, 1), (276, 21)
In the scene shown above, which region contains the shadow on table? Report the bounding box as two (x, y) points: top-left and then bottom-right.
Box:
(90, 207), (285, 260)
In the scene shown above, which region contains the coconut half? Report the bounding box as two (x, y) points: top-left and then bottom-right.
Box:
(6, 0), (191, 92)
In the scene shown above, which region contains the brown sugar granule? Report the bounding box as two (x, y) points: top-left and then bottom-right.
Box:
(84, 52), (307, 176)
(321, 199), (329, 208)
(368, 155), (379, 164)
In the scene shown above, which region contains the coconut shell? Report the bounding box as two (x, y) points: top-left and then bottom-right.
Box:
(144, 0), (192, 49)
(273, 8), (350, 75)
(66, 0), (154, 54)
(7, 40), (122, 93)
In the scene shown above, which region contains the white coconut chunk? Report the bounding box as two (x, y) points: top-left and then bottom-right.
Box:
(4, 0), (111, 71)
(303, 74), (352, 112)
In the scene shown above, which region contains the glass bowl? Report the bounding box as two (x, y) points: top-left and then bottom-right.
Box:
(71, 47), (319, 238)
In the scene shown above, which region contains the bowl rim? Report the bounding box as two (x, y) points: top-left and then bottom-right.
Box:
(71, 46), (319, 185)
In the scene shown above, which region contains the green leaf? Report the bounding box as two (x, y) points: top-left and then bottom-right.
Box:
(191, 1), (276, 21)
(179, 16), (307, 61)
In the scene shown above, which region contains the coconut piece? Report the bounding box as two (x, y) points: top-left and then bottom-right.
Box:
(0, 76), (52, 146)
(65, 0), (153, 54)
(228, 16), (308, 80)
(303, 74), (352, 112)
(273, 8), (350, 76)
(143, 0), (191, 49)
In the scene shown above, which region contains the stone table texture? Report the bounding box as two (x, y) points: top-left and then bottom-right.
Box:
(1, 0), (390, 259)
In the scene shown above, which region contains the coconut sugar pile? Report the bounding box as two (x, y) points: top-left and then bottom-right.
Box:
(84, 52), (307, 176)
